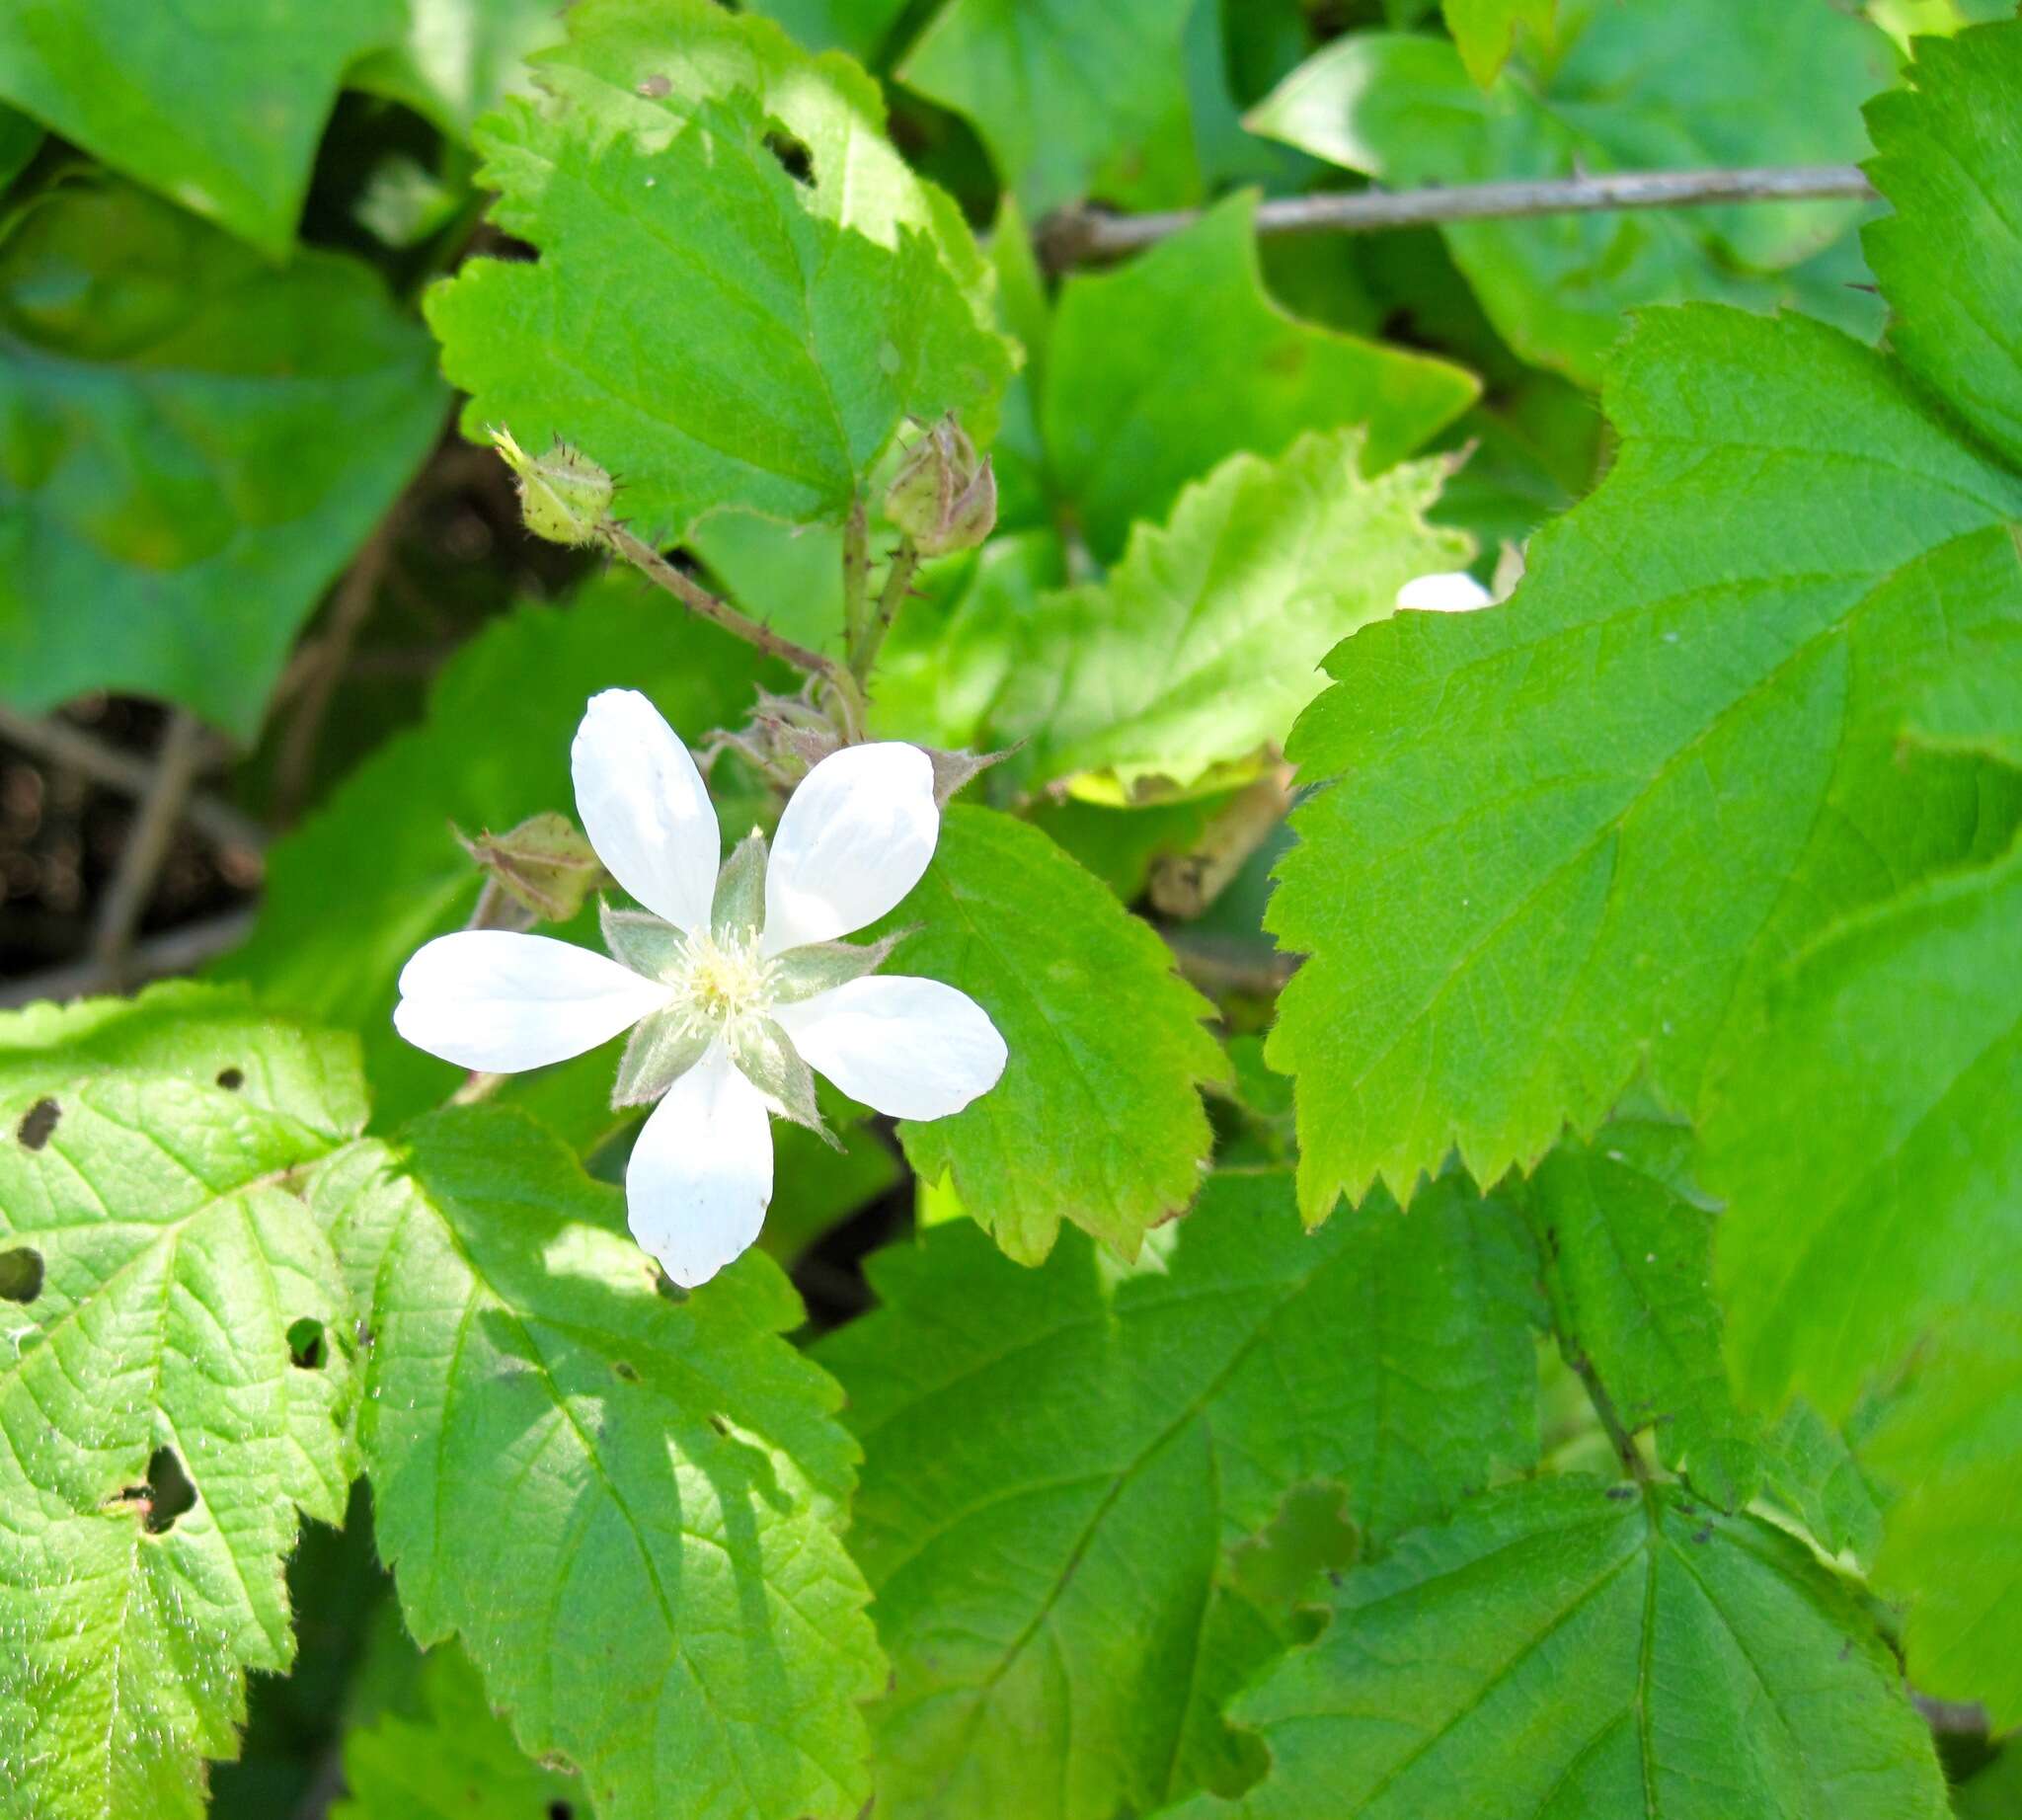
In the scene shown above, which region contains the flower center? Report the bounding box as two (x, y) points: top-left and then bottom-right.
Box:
(673, 931), (775, 1031)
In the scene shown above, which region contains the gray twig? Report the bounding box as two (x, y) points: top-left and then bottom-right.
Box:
(273, 520), (398, 821)
(1161, 930), (1299, 999)
(0, 704), (266, 854)
(0, 906), (256, 1008)
(1041, 163), (1876, 268)
(90, 711), (210, 988)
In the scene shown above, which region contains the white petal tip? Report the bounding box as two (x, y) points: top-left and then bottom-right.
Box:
(1396, 571), (1494, 613)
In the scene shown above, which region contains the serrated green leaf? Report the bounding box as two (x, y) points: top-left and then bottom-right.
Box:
(994, 430), (1469, 793)
(743, 0), (910, 61)
(818, 1167), (1539, 1820)
(1042, 194), (1476, 561)
(0, 179), (446, 738)
(1863, 23), (2022, 471)
(350, 0), (565, 138)
(1444, 0), (1555, 85)
(1159, 1478), (1947, 1820)
(1268, 302), (2022, 1219)
(873, 805), (1226, 1262)
(332, 1639), (580, 1820)
(214, 574), (775, 1124)
(315, 1106), (883, 1820)
(0, 986), (364, 1819)
(900, 0), (1201, 214)
(1249, 5), (1895, 384)
(0, 0), (402, 255)
(428, 0), (1009, 543)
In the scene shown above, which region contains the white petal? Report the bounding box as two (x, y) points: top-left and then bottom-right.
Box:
(573, 687), (721, 932)
(394, 931), (671, 1072)
(772, 975), (1005, 1121)
(1396, 570), (1494, 613)
(762, 742), (938, 956)
(626, 1043), (773, 1288)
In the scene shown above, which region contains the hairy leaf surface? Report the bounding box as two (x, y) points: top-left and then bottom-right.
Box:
(0, 181), (445, 737)
(0, 987), (364, 1819)
(874, 806), (1227, 1263)
(317, 1108), (883, 1820)
(428, 0), (1009, 541)
(819, 1169), (1539, 1820)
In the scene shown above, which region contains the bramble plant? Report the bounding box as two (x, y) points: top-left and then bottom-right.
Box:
(0, 3), (2017, 1818)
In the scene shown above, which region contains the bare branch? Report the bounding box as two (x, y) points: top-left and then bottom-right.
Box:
(1041, 163), (1876, 269)
(0, 704), (266, 855)
(1161, 929), (1298, 999)
(0, 907), (257, 1009)
(90, 711), (210, 988)
(1147, 764), (1295, 920)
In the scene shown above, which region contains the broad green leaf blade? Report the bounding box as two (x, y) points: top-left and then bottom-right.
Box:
(333, 1640), (581, 1820)
(317, 1107), (884, 1820)
(0, 105), (38, 191)
(350, 0), (565, 138)
(428, 0), (1010, 542)
(900, 0), (1201, 214)
(874, 806), (1227, 1263)
(0, 0), (402, 256)
(1249, 8), (1894, 384)
(0, 180), (446, 738)
(819, 1168), (1539, 1820)
(1862, 1316), (2022, 1728)
(0, 987), (364, 1819)
(1161, 1479), (1946, 1820)
(1042, 194), (1477, 562)
(742, 0), (910, 61)
(1267, 304), (2022, 1219)
(1444, 0), (1555, 86)
(1864, 22), (2022, 471)
(994, 431), (1468, 794)
(215, 574), (775, 1124)
(1711, 842), (2022, 1418)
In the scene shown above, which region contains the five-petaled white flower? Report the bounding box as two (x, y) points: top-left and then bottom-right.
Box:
(394, 689), (1007, 1287)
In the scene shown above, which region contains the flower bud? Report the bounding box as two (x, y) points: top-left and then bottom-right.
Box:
(456, 812), (610, 922)
(885, 416), (996, 556)
(491, 427), (614, 547)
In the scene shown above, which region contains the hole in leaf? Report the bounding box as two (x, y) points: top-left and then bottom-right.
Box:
(762, 129), (815, 187)
(707, 1413), (731, 1437)
(286, 1317), (326, 1370)
(215, 1067), (245, 1091)
(635, 73), (669, 98)
(16, 1098), (59, 1150)
(612, 1360), (639, 1383)
(547, 1803), (575, 1820)
(0, 1246), (44, 1304)
(121, 1447), (196, 1535)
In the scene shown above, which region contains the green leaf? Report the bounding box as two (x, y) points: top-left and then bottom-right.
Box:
(1861, 1315), (2022, 1727)
(350, 0), (566, 138)
(333, 1639), (581, 1820)
(742, 0), (910, 61)
(818, 1167), (1539, 1820)
(1267, 301), (2022, 1220)
(0, 0), (403, 256)
(1159, 1478), (1947, 1820)
(0, 178), (446, 738)
(874, 805), (1227, 1263)
(1042, 194), (1477, 561)
(1863, 23), (2022, 471)
(0, 985), (364, 1819)
(0, 104), (39, 192)
(215, 573), (775, 1124)
(315, 1106), (884, 1820)
(1248, 7), (1895, 384)
(899, 0), (1202, 214)
(428, 0), (1010, 543)
(1444, 0), (1555, 86)
(994, 430), (1469, 793)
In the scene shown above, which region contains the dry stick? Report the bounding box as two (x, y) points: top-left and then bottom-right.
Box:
(1161, 929), (1299, 999)
(90, 710), (210, 989)
(1042, 162), (1878, 268)
(605, 524), (868, 737)
(0, 704), (266, 854)
(1147, 764), (1296, 921)
(272, 519), (397, 821)
(0, 907), (257, 1009)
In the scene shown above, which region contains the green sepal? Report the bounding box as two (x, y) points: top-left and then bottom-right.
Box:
(771, 932), (906, 1004)
(456, 811), (610, 922)
(600, 902), (685, 981)
(712, 832), (769, 944)
(731, 1017), (835, 1147)
(611, 1008), (710, 1109)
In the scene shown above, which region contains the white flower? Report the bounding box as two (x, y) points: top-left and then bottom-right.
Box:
(1396, 570), (1494, 613)
(394, 689), (1007, 1288)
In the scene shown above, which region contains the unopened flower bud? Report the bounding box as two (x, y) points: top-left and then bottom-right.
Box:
(885, 416), (996, 556)
(456, 811), (611, 922)
(491, 427), (614, 547)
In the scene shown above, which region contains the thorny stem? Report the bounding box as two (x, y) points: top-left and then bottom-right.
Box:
(851, 537), (921, 682)
(606, 523), (867, 740)
(1567, 1347), (1654, 1486)
(841, 496), (873, 655)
